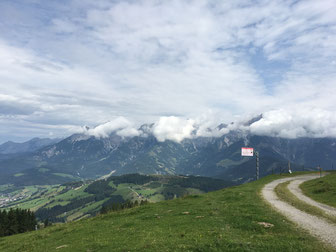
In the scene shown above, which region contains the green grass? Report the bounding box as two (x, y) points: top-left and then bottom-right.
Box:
(148, 193), (165, 202)
(0, 173), (332, 252)
(14, 173), (24, 177)
(300, 172), (336, 208)
(136, 188), (158, 196)
(55, 185), (89, 201)
(67, 211), (85, 222)
(75, 199), (108, 216)
(4, 185), (57, 210)
(186, 188), (203, 195)
(275, 181), (336, 224)
(112, 184), (135, 200)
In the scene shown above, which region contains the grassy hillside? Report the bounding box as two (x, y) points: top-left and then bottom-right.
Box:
(300, 171), (336, 208)
(0, 173), (331, 252)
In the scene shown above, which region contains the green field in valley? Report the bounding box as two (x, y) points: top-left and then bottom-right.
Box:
(1, 174), (232, 223)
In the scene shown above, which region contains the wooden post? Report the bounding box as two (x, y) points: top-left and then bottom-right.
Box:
(256, 151), (259, 180)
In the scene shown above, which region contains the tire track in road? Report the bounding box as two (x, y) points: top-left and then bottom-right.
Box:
(288, 178), (336, 217)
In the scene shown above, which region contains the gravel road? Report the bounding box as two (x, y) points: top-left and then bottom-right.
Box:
(262, 174), (336, 249)
(288, 178), (336, 217)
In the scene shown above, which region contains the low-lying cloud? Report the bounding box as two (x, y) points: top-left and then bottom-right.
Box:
(77, 108), (336, 143)
(249, 108), (336, 139)
(152, 116), (195, 142)
(81, 117), (140, 138)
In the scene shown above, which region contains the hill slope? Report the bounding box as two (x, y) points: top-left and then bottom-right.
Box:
(0, 173), (331, 251)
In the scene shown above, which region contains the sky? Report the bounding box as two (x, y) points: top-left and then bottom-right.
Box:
(0, 0), (336, 143)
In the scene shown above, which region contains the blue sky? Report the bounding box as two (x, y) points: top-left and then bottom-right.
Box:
(0, 0), (336, 143)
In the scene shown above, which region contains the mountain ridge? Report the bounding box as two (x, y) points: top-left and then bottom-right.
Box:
(0, 137), (62, 155)
(0, 128), (335, 186)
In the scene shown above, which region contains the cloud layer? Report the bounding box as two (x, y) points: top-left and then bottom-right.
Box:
(78, 110), (336, 143)
(0, 0), (335, 143)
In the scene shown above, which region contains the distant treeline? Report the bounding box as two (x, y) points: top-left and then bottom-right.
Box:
(0, 208), (37, 237)
(100, 199), (148, 214)
(162, 176), (234, 200)
(85, 179), (116, 195)
(108, 173), (158, 186)
(35, 194), (123, 222)
(35, 196), (96, 222)
(168, 176), (234, 192)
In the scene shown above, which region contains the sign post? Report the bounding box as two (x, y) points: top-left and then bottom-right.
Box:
(242, 147), (259, 180)
(288, 161), (292, 174)
(318, 165), (322, 178)
(255, 151), (259, 180)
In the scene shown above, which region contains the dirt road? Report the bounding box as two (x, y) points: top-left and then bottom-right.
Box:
(262, 174), (336, 249)
(287, 178), (336, 217)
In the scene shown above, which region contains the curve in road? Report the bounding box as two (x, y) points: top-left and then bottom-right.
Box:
(288, 178), (336, 217)
(262, 174), (336, 249)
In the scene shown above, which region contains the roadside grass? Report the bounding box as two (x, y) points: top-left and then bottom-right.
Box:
(300, 172), (336, 208)
(0, 173), (332, 252)
(274, 181), (336, 224)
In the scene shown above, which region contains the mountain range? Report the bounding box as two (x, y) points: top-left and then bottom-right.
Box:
(0, 138), (61, 155)
(0, 124), (335, 186)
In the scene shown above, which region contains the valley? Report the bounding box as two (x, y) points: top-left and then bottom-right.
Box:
(1, 174), (233, 223)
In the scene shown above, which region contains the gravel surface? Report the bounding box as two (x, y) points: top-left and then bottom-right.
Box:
(288, 178), (336, 217)
(262, 174), (336, 249)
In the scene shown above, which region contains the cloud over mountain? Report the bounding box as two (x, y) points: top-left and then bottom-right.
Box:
(249, 108), (336, 139)
(0, 0), (335, 143)
(153, 116), (195, 142)
(81, 117), (140, 138)
(77, 107), (336, 143)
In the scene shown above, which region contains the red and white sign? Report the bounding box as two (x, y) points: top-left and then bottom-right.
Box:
(241, 147), (254, 156)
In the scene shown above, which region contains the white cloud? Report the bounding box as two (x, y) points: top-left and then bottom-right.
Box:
(249, 108), (336, 139)
(153, 116), (195, 142)
(82, 117), (140, 138)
